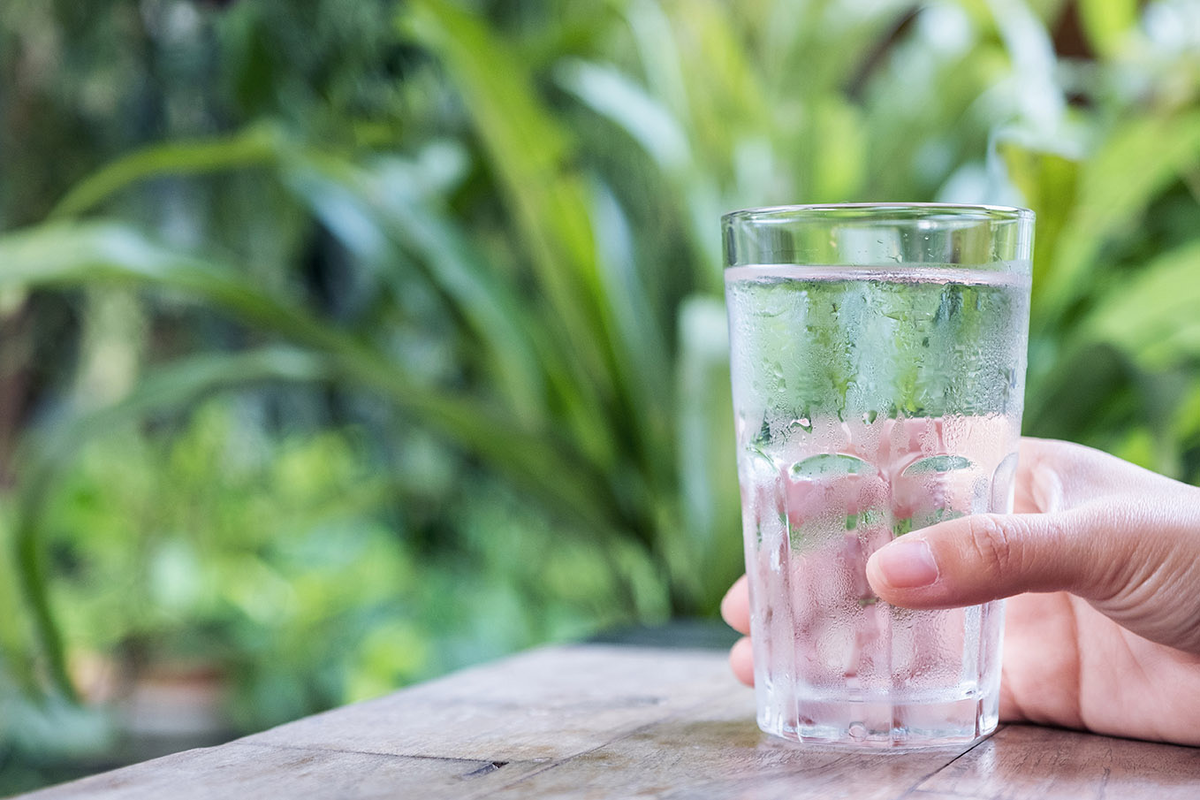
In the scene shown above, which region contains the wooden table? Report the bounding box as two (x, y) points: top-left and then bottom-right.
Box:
(17, 644), (1200, 799)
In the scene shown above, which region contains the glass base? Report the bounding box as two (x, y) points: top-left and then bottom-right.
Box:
(758, 691), (998, 749)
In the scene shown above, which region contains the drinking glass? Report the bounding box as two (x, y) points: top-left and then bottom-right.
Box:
(723, 203), (1033, 747)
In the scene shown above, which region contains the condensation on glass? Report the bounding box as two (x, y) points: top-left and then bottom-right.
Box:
(723, 204), (1034, 748)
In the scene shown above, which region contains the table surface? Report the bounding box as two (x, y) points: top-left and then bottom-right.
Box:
(17, 644), (1200, 799)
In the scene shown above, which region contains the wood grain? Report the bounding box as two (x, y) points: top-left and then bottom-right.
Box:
(14, 743), (545, 800)
(908, 723), (1200, 800)
(240, 644), (735, 762)
(14, 645), (1200, 799)
(482, 689), (972, 800)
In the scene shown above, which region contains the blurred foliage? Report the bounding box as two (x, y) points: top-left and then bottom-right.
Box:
(44, 399), (645, 715)
(0, 0), (1198, 789)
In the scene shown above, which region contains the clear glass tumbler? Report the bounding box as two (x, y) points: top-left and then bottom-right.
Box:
(723, 203), (1033, 748)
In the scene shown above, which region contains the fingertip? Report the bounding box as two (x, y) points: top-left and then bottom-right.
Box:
(866, 536), (940, 605)
(865, 549), (887, 595)
(721, 574), (752, 635)
(730, 636), (754, 686)
(867, 530), (975, 609)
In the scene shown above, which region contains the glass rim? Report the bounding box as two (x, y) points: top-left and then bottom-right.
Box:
(722, 202), (1034, 225)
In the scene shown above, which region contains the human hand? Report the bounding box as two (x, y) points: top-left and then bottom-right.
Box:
(721, 437), (1200, 745)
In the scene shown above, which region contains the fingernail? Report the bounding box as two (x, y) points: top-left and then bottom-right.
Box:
(876, 538), (939, 588)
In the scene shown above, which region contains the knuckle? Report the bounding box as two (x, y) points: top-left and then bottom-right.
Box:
(963, 515), (1023, 577)
(1072, 503), (1143, 600)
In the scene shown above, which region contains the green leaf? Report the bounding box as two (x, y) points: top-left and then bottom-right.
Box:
(401, 0), (618, 444)
(50, 124), (286, 220)
(1035, 112), (1200, 329)
(282, 151), (552, 425)
(589, 181), (672, 469)
(674, 297), (741, 611)
(767, 0), (910, 104)
(996, 140), (1080, 303)
(987, 0), (1065, 132)
(810, 97), (868, 201)
(0, 222), (371, 356)
(1173, 380), (1200, 445)
(1078, 0), (1138, 58)
(1083, 240), (1200, 369)
(0, 512), (35, 696)
(624, 0), (693, 130)
(556, 59), (691, 174)
(555, 57), (722, 285)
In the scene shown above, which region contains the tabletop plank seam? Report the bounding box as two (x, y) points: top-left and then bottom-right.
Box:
(891, 726), (1006, 800)
(475, 681), (742, 796)
(229, 739), (529, 766)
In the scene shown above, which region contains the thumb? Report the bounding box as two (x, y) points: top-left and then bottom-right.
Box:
(865, 507), (1119, 609)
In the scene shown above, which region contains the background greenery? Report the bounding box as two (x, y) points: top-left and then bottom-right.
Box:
(1, 0), (1197, 792)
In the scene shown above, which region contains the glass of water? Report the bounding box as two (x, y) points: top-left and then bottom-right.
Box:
(723, 204), (1033, 748)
